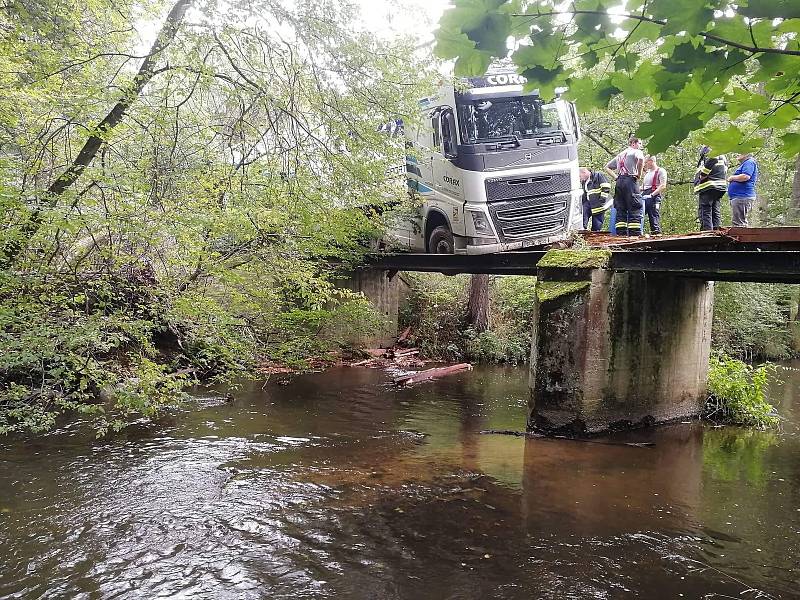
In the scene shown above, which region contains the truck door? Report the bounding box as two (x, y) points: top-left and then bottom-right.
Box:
(432, 108), (466, 236)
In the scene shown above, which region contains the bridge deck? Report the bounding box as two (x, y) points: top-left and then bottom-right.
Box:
(367, 227), (800, 283)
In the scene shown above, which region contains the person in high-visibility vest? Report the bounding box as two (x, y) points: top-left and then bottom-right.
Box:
(580, 167), (612, 231)
(605, 137), (645, 236)
(693, 145), (728, 230)
(641, 155), (667, 234)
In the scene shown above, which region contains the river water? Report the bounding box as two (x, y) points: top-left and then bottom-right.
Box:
(1, 363), (799, 599)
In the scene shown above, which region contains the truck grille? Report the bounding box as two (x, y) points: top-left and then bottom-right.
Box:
(485, 171), (571, 201)
(485, 171), (572, 243)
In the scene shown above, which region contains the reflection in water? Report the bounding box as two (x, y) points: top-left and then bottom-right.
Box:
(0, 364), (799, 598)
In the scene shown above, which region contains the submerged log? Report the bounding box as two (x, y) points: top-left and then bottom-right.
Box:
(394, 363), (473, 386)
(480, 429), (654, 448)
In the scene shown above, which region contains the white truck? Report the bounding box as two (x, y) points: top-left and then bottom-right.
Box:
(390, 73), (584, 254)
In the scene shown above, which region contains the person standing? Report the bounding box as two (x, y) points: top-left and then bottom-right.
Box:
(606, 137), (645, 236)
(727, 153), (758, 227)
(641, 155), (667, 234)
(693, 145), (728, 230)
(580, 167), (612, 231)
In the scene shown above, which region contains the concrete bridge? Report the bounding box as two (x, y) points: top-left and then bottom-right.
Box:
(351, 228), (800, 435)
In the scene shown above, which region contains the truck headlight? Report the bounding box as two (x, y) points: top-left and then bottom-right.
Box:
(470, 210), (493, 235)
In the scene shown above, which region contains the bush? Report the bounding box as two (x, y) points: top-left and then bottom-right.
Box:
(704, 353), (780, 429)
(712, 282), (795, 360)
(400, 273), (537, 363)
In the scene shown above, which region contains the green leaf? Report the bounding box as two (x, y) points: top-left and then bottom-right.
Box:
(652, 68), (689, 96)
(637, 106), (704, 154)
(439, 1), (496, 32)
(563, 77), (619, 109)
(434, 27), (476, 60)
(723, 86), (770, 119)
(761, 104), (800, 129)
(779, 133), (800, 158)
(705, 17), (754, 47)
(777, 19), (800, 35)
(752, 51), (800, 83)
(513, 31), (570, 71)
(521, 65), (567, 100)
(624, 20), (663, 44)
(454, 50), (492, 77)
(610, 61), (659, 101)
(741, 1), (800, 19)
(464, 12), (512, 56)
(668, 78), (724, 118)
(572, 0), (610, 46)
(650, 0), (714, 36)
(699, 126), (764, 156)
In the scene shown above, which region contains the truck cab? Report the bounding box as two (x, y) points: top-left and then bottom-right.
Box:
(397, 73), (583, 254)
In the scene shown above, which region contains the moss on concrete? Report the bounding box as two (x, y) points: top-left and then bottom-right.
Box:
(537, 249), (612, 269)
(536, 280), (590, 303)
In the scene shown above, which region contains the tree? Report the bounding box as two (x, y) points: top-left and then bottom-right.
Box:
(434, 0), (800, 157)
(0, 0), (433, 434)
(466, 274), (490, 332)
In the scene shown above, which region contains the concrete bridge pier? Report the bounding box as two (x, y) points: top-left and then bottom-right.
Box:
(339, 269), (400, 348)
(529, 264), (714, 435)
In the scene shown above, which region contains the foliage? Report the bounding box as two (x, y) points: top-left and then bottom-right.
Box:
(435, 0), (800, 157)
(0, 0), (432, 434)
(712, 282), (795, 360)
(704, 353), (780, 429)
(400, 273), (469, 360)
(0, 270), (195, 435)
(401, 273), (537, 362)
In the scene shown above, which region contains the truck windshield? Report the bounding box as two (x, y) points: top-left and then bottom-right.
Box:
(457, 97), (564, 143)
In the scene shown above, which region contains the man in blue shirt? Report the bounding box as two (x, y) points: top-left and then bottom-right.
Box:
(727, 153), (758, 227)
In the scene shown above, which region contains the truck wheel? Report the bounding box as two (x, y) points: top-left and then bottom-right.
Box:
(429, 226), (454, 254)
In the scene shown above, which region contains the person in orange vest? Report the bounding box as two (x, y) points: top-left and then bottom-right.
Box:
(641, 155), (667, 234)
(605, 137), (645, 236)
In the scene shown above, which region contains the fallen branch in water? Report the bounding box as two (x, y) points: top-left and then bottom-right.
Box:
(394, 363), (473, 386)
(480, 429), (654, 448)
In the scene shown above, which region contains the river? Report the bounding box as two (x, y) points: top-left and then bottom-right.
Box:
(1, 363), (799, 599)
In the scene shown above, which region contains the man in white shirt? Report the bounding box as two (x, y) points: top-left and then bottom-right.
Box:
(606, 137), (645, 236)
(641, 155), (667, 235)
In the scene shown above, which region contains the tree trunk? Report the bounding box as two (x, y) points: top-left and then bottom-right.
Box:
(466, 274), (490, 332)
(5, 0), (193, 263)
(793, 154), (800, 217)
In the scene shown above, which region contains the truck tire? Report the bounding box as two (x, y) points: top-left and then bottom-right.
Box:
(429, 226), (454, 254)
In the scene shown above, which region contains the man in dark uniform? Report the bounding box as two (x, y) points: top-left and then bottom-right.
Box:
(580, 167), (612, 231)
(694, 145), (728, 230)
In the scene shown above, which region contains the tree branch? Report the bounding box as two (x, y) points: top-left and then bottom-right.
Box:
(512, 10), (800, 56)
(46, 0), (194, 199)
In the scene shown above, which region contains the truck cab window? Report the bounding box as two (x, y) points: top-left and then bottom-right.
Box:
(431, 111), (441, 148)
(441, 109), (457, 158)
(457, 97), (566, 144)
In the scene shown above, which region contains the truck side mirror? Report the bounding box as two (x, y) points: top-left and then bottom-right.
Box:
(441, 110), (458, 160)
(569, 102), (581, 143)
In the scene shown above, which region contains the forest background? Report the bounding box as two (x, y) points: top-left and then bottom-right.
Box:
(1, 0), (798, 435)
